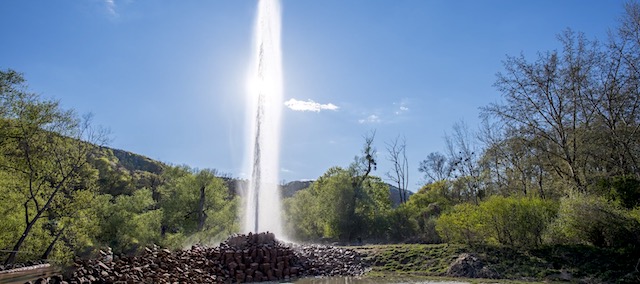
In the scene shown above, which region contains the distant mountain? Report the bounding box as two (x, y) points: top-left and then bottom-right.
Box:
(387, 184), (414, 207)
(281, 180), (314, 197)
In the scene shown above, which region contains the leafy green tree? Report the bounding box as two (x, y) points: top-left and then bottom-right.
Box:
(387, 180), (455, 242)
(284, 166), (392, 242)
(41, 189), (108, 262)
(0, 69), (107, 265)
(97, 189), (162, 253)
(312, 166), (357, 240)
(158, 167), (238, 246)
(354, 175), (392, 240)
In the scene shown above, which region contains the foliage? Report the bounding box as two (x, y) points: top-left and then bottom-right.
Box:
(284, 167), (392, 242)
(283, 187), (323, 240)
(158, 167), (239, 246)
(97, 189), (162, 253)
(436, 196), (557, 248)
(387, 180), (453, 243)
(0, 69), (107, 265)
(545, 193), (640, 250)
(479, 196), (557, 247)
(284, 132), (395, 242)
(595, 175), (640, 209)
(435, 203), (485, 246)
(90, 149), (136, 196)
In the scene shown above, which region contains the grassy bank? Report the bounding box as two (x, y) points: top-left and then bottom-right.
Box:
(354, 244), (640, 283)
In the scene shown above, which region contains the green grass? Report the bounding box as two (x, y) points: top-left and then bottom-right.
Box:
(353, 243), (640, 283)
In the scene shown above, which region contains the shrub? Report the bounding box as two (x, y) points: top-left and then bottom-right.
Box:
(545, 193), (640, 250)
(436, 203), (486, 245)
(436, 196), (557, 248)
(479, 196), (557, 247)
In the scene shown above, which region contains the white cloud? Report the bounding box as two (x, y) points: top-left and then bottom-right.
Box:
(104, 0), (117, 15)
(281, 168), (292, 173)
(394, 100), (410, 115)
(358, 114), (381, 124)
(284, 98), (339, 112)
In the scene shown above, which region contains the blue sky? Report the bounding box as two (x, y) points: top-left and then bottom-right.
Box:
(0, 1), (627, 191)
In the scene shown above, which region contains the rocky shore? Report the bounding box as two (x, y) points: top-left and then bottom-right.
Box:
(17, 232), (367, 283)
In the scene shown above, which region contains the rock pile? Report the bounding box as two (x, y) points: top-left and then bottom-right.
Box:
(214, 232), (301, 282)
(66, 232), (366, 283)
(293, 244), (367, 276)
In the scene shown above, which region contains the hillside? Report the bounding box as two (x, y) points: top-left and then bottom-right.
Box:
(109, 147), (165, 174)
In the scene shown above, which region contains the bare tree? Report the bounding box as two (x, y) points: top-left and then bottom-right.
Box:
(446, 121), (482, 204)
(482, 30), (600, 192)
(351, 130), (377, 186)
(385, 135), (409, 204)
(418, 152), (451, 184)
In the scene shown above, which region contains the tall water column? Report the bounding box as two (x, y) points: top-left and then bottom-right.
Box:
(244, 0), (284, 236)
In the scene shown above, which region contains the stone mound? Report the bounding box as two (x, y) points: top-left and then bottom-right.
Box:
(66, 232), (367, 283)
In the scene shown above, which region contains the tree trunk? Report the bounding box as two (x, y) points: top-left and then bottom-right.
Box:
(5, 175), (68, 265)
(5, 209), (43, 266)
(197, 186), (206, 232)
(41, 228), (65, 260)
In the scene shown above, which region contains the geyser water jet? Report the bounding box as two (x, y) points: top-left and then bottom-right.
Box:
(243, 0), (284, 236)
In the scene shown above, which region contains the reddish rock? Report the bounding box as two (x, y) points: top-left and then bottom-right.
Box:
(65, 232), (367, 283)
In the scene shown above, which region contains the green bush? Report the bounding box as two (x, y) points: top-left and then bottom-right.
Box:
(545, 193), (640, 250)
(480, 196), (557, 247)
(436, 196), (557, 248)
(436, 203), (486, 245)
